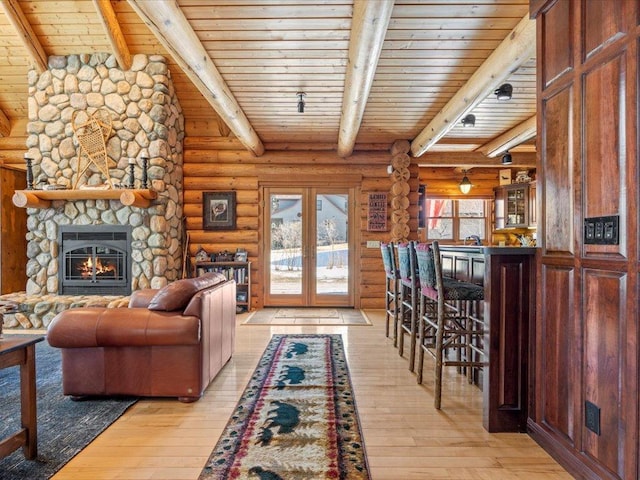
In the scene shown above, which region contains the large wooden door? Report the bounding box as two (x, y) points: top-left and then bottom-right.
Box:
(530, 1), (639, 479)
(263, 187), (354, 307)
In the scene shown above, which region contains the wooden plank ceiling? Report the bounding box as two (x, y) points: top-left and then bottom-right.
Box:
(0, 0), (535, 164)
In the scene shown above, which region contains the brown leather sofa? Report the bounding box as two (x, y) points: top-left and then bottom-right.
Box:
(47, 272), (236, 402)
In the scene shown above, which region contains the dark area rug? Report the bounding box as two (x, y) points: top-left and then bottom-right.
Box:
(0, 338), (136, 479)
(199, 334), (370, 480)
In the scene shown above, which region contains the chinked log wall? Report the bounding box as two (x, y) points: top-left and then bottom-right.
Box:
(530, 1), (639, 479)
(0, 136), (27, 294)
(182, 137), (419, 309)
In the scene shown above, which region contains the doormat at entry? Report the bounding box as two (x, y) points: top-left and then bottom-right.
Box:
(242, 308), (372, 325)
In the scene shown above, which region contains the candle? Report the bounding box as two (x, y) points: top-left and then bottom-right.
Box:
(128, 159), (135, 189)
(24, 155), (34, 190)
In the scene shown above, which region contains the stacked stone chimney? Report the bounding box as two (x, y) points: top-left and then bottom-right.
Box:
(24, 53), (185, 295)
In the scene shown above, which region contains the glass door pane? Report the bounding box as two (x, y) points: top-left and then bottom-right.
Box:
(268, 192), (304, 300)
(314, 192), (349, 301)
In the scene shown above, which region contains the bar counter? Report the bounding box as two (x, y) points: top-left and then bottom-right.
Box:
(438, 245), (537, 432)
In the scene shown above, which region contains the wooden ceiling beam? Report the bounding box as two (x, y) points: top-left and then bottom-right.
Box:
(410, 14), (536, 158)
(0, 107), (11, 137)
(0, 0), (48, 73)
(417, 151), (536, 168)
(127, 0), (264, 156)
(337, 0), (394, 158)
(93, 0), (132, 70)
(477, 115), (537, 157)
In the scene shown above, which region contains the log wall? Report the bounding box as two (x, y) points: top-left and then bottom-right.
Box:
(0, 136), (27, 294)
(183, 136), (419, 309)
(419, 166), (516, 198)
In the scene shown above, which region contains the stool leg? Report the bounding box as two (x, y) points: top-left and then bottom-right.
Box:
(434, 297), (445, 410)
(397, 284), (405, 353)
(416, 295), (425, 384)
(408, 286), (417, 372)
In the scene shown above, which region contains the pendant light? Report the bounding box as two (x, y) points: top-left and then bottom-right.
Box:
(459, 170), (472, 195)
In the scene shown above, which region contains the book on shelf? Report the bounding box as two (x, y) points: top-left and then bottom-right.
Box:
(197, 264), (247, 284)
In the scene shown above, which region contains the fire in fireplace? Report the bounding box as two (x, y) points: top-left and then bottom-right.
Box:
(58, 225), (132, 295)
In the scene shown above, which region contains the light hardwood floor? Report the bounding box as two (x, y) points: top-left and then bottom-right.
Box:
(49, 310), (572, 480)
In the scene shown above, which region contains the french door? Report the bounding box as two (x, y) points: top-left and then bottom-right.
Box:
(263, 186), (354, 307)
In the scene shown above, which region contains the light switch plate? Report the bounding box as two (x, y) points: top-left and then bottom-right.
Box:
(366, 240), (381, 248)
(584, 215), (619, 245)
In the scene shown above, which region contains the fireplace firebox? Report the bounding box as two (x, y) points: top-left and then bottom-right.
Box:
(58, 225), (132, 295)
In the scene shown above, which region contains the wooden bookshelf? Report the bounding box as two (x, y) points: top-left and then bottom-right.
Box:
(194, 261), (251, 312)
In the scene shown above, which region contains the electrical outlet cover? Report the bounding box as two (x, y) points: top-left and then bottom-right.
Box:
(585, 400), (601, 435)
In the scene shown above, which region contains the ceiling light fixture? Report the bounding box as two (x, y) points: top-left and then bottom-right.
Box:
(494, 83), (513, 100)
(502, 151), (513, 165)
(461, 114), (475, 127)
(297, 92), (306, 113)
(459, 170), (472, 195)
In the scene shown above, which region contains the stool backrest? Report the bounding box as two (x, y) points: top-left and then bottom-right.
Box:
(398, 241), (419, 286)
(431, 240), (446, 297)
(415, 243), (436, 289)
(380, 242), (397, 278)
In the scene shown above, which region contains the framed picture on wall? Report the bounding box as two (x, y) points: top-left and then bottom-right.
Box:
(203, 191), (236, 230)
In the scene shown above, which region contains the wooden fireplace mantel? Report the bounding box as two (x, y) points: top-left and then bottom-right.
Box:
(12, 188), (158, 209)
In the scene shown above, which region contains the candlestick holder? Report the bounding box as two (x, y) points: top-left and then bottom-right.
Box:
(141, 156), (148, 189)
(128, 160), (135, 189)
(25, 156), (34, 190)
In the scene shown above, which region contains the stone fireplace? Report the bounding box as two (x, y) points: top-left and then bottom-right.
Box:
(58, 225), (131, 295)
(23, 53), (185, 296)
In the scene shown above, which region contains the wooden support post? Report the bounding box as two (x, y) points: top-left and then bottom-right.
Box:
(128, 0), (264, 157)
(0, 0), (48, 73)
(93, 0), (132, 70)
(410, 15), (536, 157)
(338, 0), (394, 158)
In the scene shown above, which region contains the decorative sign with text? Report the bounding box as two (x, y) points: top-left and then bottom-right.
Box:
(367, 192), (388, 232)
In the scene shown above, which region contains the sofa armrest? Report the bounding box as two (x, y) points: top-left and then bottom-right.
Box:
(47, 307), (200, 348)
(129, 289), (160, 308)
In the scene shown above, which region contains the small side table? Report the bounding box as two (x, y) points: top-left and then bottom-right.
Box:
(0, 335), (44, 460)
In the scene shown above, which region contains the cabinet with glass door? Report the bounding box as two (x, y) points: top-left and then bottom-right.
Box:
(494, 183), (531, 229)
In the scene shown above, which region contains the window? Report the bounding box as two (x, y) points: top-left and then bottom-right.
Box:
(425, 198), (489, 242)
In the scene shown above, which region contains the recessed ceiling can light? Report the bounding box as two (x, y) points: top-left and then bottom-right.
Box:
(461, 114), (475, 127)
(494, 83), (513, 100)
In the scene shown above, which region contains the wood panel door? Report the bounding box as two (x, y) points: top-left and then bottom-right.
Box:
(531, 1), (639, 479)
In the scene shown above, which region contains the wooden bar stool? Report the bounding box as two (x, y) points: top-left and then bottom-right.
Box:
(414, 242), (438, 381)
(397, 241), (420, 371)
(416, 240), (485, 409)
(380, 242), (400, 341)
